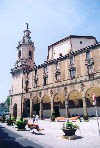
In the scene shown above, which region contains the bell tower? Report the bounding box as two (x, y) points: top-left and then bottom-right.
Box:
(11, 23), (35, 75)
(16, 23), (35, 69)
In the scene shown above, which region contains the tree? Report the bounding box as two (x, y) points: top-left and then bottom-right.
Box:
(0, 96), (10, 113)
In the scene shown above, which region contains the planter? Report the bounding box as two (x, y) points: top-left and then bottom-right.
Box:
(7, 119), (14, 126)
(7, 121), (13, 126)
(17, 125), (26, 130)
(62, 128), (77, 136)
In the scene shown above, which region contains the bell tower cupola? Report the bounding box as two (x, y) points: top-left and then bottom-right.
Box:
(17, 23), (35, 62)
(11, 24), (35, 75)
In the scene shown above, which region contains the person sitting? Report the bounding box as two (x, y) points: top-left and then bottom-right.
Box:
(27, 121), (44, 131)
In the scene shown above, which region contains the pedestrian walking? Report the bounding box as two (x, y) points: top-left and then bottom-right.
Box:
(33, 114), (35, 123)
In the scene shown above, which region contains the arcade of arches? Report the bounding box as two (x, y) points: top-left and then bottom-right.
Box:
(16, 86), (100, 118)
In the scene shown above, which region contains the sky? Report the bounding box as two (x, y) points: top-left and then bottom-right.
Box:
(0, 0), (100, 103)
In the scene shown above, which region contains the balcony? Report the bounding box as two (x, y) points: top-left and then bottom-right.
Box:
(43, 72), (48, 79)
(68, 63), (75, 70)
(55, 68), (60, 76)
(85, 58), (94, 66)
(34, 75), (38, 82)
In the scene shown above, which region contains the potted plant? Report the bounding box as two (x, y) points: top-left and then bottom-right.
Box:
(83, 116), (89, 121)
(6, 116), (16, 125)
(11, 117), (16, 124)
(15, 117), (26, 130)
(50, 112), (56, 121)
(62, 121), (79, 136)
(6, 118), (13, 125)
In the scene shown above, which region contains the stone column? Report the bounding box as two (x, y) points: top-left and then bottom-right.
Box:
(21, 99), (24, 118)
(51, 96), (54, 115)
(40, 100), (43, 119)
(80, 83), (88, 117)
(30, 99), (33, 118)
(50, 89), (54, 115)
(82, 96), (88, 116)
(39, 92), (43, 119)
(64, 86), (69, 118)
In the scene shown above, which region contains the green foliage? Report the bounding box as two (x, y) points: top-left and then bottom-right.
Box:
(0, 103), (5, 112)
(15, 119), (26, 129)
(2, 114), (6, 123)
(11, 117), (16, 121)
(0, 96), (10, 113)
(63, 121), (79, 129)
(51, 112), (56, 121)
(6, 118), (13, 125)
(5, 96), (10, 107)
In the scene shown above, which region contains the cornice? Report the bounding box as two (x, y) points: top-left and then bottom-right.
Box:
(10, 75), (100, 97)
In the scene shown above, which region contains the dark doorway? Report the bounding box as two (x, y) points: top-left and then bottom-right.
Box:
(23, 99), (30, 117)
(33, 104), (40, 115)
(13, 104), (17, 119)
(96, 96), (100, 107)
(54, 106), (60, 117)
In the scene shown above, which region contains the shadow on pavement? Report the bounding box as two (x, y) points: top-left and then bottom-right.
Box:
(32, 131), (45, 135)
(0, 125), (43, 148)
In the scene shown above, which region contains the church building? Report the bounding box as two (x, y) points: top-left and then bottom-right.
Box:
(10, 24), (100, 118)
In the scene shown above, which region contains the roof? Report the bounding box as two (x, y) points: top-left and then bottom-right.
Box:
(48, 35), (96, 47)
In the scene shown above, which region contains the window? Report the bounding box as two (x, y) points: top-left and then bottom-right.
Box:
(18, 50), (21, 59)
(55, 74), (60, 81)
(34, 80), (37, 87)
(44, 66), (48, 73)
(70, 57), (74, 65)
(29, 51), (33, 59)
(87, 65), (94, 78)
(86, 51), (91, 60)
(70, 69), (75, 79)
(56, 62), (60, 70)
(43, 77), (47, 85)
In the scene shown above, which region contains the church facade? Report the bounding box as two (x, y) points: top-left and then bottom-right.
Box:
(10, 25), (100, 118)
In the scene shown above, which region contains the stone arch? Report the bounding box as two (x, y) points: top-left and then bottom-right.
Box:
(68, 90), (83, 107)
(68, 90), (83, 116)
(13, 103), (17, 119)
(53, 90), (65, 117)
(42, 95), (50, 110)
(85, 87), (100, 107)
(42, 95), (51, 118)
(33, 96), (40, 104)
(23, 98), (30, 117)
(33, 96), (40, 116)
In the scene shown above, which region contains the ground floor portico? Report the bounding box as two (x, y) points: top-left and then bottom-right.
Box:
(10, 78), (100, 118)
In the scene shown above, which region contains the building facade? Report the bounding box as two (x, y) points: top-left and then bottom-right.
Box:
(10, 25), (100, 118)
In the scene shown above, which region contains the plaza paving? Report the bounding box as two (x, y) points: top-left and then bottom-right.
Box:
(0, 118), (100, 148)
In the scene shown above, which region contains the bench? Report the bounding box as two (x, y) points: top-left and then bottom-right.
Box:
(55, 117), (65, 122)
(69, 116), (80, 122)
